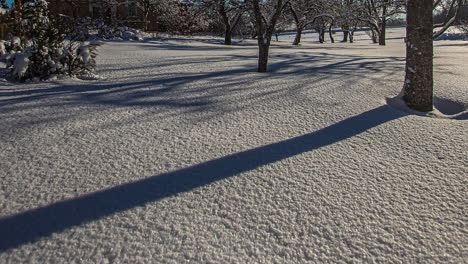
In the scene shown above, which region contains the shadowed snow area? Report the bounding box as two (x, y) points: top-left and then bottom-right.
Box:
(0, 28), (467, 263)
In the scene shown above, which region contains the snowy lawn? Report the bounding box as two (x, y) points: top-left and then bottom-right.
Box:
(0, 28), (467, 263)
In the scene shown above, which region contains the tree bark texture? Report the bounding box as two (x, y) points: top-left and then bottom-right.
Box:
(378, 17), (386, 45)
(220, 4), (232, 45)
(290, 6), (302, 45)
(378, 4), (387, 46)
(370, 28), (378, 43)
(293, 27), (303, 45)
(224, 26), (232, 45)
(258, 44), (270, 73)
(318, 29), (325, 43)
(341, 30), (349, 42)
(403, 0), (434, 112)
(329, 24), (334, 43)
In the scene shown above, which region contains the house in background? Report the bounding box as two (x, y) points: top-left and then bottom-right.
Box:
(48, 0), (157, 31)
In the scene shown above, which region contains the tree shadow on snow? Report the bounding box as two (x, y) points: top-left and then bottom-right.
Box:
(0, 104), (404, 252)
(434, 42), (468, 47)
(0, 67), (255, 113)
(0, 53), (404, 107)
(140, 37), (255, 51)
(0, 52), (406, 136)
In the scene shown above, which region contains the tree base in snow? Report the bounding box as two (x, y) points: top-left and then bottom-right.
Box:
(386, 95), (467, 120)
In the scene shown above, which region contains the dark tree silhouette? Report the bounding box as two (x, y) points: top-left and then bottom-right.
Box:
(251, 0), (289, 72)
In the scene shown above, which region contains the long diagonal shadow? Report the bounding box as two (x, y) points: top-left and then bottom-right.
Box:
(0, 105), (404, 252)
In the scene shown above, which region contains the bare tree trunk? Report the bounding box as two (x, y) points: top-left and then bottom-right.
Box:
(143, 11), (149, 32)
(219, 2), (238, 45)
(220, 9), (232, 45)
(349, 25), (357, 43)
(290, 6), (302, 45)
(258, 43), (270, 73)
(349, 31), (354, 43)
(378, 17), (387, 45)
(379, 2), (388, 46)
(318, 28), (325, 43)
(341, 29), (349, 42)
(293, 26), (303, 45)
(252, 0), (285, 73)
(329, 24), (334, 43)
(224, 25), (232, 45)
(402, 0), (434, 112)
(370, 28), (378, 43)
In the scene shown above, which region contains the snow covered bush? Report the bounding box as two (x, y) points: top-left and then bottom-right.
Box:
(0, 5), (7, 16)
(97, 24), (145, 41)
(0, 0), (102, 81)
(67, 18), (145, 41)
(69, 17), (95, 41)
(0, 37), (22, 55)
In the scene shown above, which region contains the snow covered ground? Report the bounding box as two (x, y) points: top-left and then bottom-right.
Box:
(0, 28), (467, 263)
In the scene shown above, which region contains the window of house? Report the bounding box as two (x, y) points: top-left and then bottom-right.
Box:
(128, 2), (137, 17)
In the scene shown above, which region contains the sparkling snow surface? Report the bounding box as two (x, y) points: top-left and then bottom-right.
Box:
(0, 28), (467, 263)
